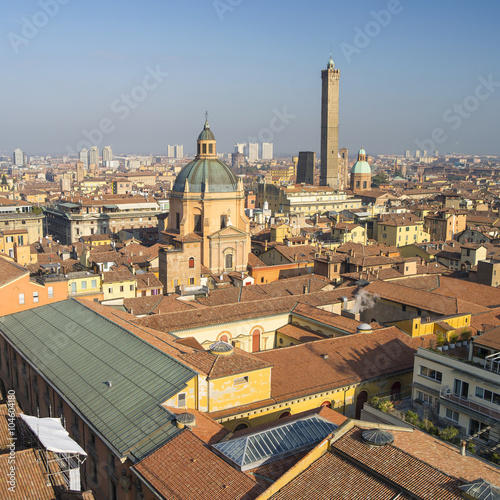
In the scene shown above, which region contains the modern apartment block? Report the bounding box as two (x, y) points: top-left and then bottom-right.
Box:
(412, 331), (500, 447)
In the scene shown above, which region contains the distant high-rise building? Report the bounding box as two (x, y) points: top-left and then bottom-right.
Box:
(320, 57), (340, 189)
(297, 151), (315, 185)
(415, 150), (421, 158)
(89, 146), (99, 166)
(13, 148), (24, 166)
(234, 143), (245, 154)
(261, 143), (273, 160)
(174, 145), (183, 159)
(435, 150), (439, 157)
(103, 146), (113, 164)
(246, 143), (259, 162)
(423, 150), (428, 158)
(167, 145), (175, 158)
(405, 150), (411, 158)
(79, 148), (89, 169)
(232, 152), (245, 169)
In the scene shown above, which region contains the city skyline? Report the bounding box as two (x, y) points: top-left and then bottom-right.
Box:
(1, 0), (500, 156)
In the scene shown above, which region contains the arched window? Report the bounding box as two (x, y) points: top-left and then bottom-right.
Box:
(279, 411), (291, 419)
(189, 257), (194, 269)
(197, 143), (200, 155)
(320, 401), (331, 408)
(225, 253), (233, 270)
(356, 391), (368, 419)
(219, 334), (229, 343)
(234, 423), (248, 432)
(202, 143), (207, 154)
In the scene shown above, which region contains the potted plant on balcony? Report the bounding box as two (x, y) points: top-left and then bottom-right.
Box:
(442, 338), (450, 351)
(461, 328), (472, 345)
(449, 332), (459, 349)
(436, 333), (445, 352)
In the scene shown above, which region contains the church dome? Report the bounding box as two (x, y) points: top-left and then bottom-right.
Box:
(173, 157), (238, 193)
(351, 160), (371, 175)
(351, 147), (371, 175)
(173, 117), (238, 194)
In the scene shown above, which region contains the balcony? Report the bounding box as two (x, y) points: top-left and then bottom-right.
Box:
(440, 387), (500, 421)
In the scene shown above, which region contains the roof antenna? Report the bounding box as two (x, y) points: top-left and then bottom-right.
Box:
(205, 110), (209, 124)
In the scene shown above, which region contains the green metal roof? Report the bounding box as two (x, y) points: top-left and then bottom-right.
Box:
(0, 299), (196, 461)
(351, 160), (371, 175)
(173, 157), (238, 193)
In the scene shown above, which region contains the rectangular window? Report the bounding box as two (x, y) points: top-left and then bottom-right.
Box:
(445, 408), (459, 422)
(475, 386), (500, 406)
(81, 281), (87, 290)
(48, 287), (54, 298)
(19, 293), (25, 305)
(108, 287), (113, 294)
(194, 214), (202, 232)
(417, 391), (432, 405)
(129, 284), (133, 291)
(119, 285), (124, 292)
(234, 376), (249, 386)
(454, 379), (469, 399)
(91, 279), (97, 288)
(177, 393), (186, 407)
(419, 366), (442, 382)
(33, 292), (39, 303)
(189, 277), (195, 285)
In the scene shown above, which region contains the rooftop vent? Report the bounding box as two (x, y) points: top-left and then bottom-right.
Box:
(356, 323), (373, 334)
(209, 341), (234, 356)
(362, 428), (394, 447)
(105, 380), (113, 387)
(175, 412), (196, 429)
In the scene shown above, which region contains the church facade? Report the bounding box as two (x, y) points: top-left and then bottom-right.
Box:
(159, 118), (251, 293)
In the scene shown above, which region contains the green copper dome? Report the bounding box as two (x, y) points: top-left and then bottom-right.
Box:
(198, 120), (215, 141)
(351, 160), (371, 175)
(358, 147), (366, 155)
(173, 158), (238, 193)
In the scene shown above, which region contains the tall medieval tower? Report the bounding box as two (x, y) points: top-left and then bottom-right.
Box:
(320, 57), (340, 189)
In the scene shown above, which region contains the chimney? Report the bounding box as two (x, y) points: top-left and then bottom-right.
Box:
(341, 296), (348, 310)
(461, 440), (467, 456)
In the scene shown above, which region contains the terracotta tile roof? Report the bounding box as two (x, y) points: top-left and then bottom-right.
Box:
(174, 337), (205, 350)
(88, 250), (119, 263)
(377, 213), (423, 226)
(269, 448), (408, 500)
(277, 324), (328, 343)
(179, 347), (273, 379)
(391, 425), (500, 485)
(267, 244), (318, 263)
(363, 279), (489, 316)
(473, 326), (500, 351)
(0, 257), (28, 288)
(123, 295), (165, 315)
(247, 252), (267, 267)
(292, 303), (367, 334)
(102, 269), (135, 283)
(132, 430), (263, 500)
(470, 307), (500, 333)
(0, 448), (66, 500)
(162, 407), (228, 444)
(330, 427), (463, 499)
(135, 272), (162, 290)
(255, 328), (435, 402)
(336, 241), (400, 256)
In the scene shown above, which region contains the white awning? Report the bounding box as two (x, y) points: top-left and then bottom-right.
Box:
(20, 414), (87, 456)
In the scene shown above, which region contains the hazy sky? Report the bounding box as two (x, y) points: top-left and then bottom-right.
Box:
(1, 0), (499, 157)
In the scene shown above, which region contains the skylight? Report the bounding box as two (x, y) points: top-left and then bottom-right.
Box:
(213, 415), (337, 471)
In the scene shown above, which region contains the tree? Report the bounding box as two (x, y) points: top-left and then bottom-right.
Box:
(0, 174), (7, 185)
(371, 173), (388, 188)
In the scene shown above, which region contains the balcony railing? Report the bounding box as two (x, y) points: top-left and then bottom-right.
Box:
(440, 388), (500, 421)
